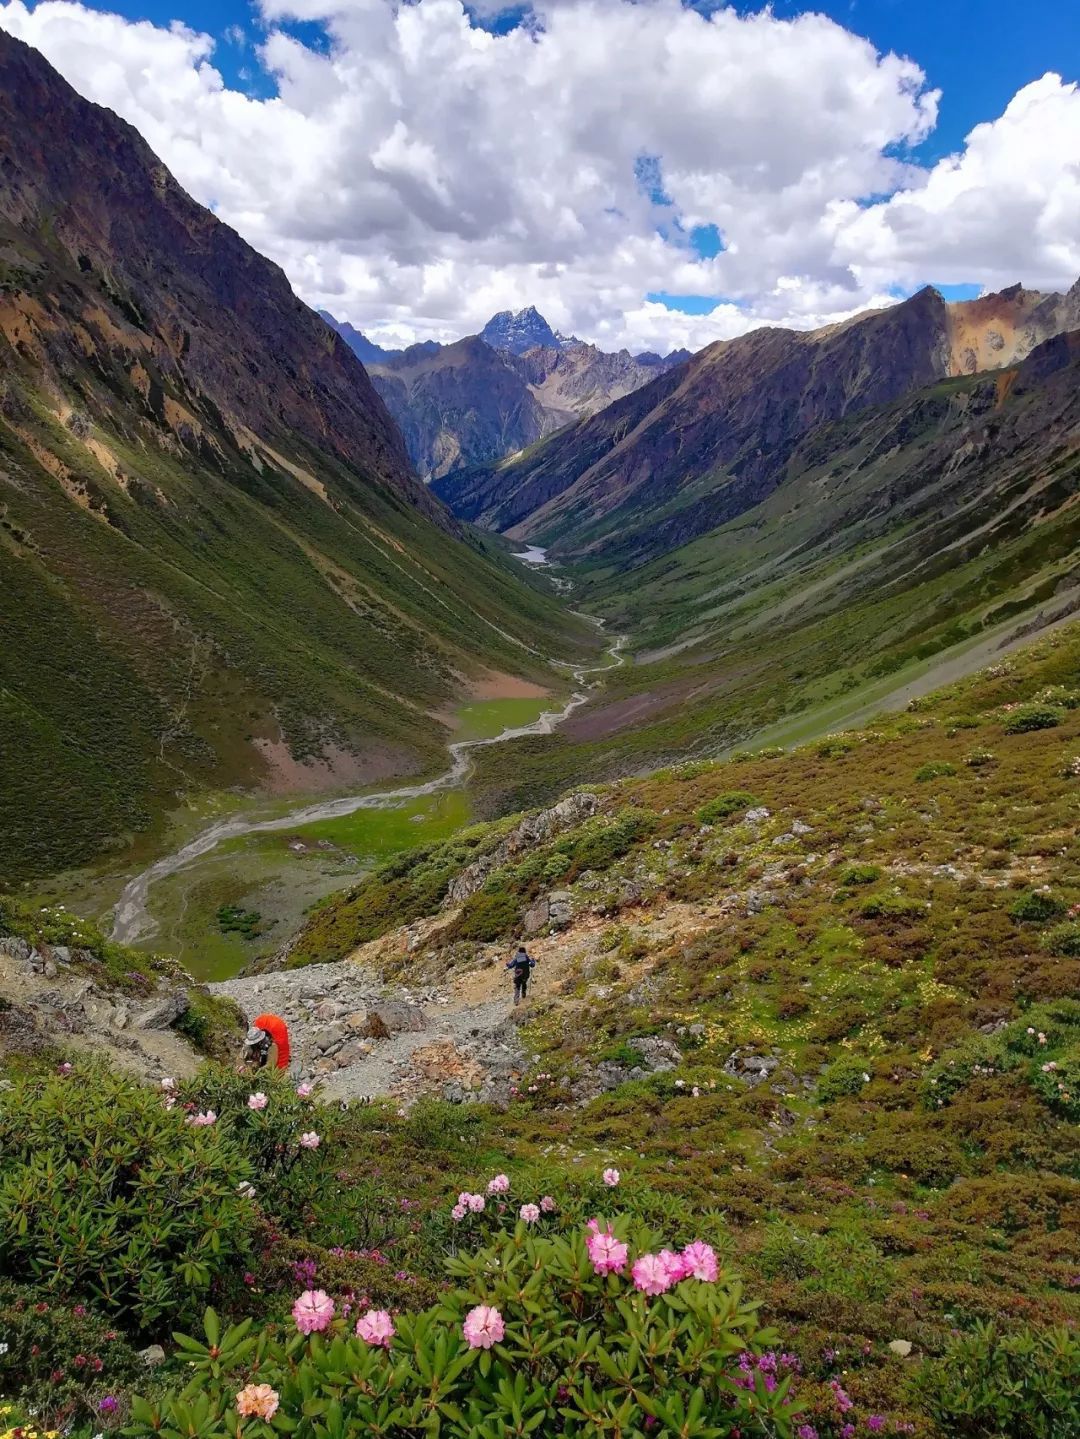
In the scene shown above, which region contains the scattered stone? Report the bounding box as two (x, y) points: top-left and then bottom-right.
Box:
(548, 891), (573, 929)
(523, 898), (550, 935)
(135, 990), (189, 1030)
(888, 1340), (913, 1358)
(139, 1345), (166, 1368)
(744, 807), (771, 823)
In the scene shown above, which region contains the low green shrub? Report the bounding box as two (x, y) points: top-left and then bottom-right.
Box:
(858, 891), (928, 921)
(173, 990), (246, 1061)
(0, 1281), (151, 1428)
(816, 1055), (870, 1104)
(1040, 920), (1080, 957)
(695, 791), (759, 825)
(174, 1066), (332, 1227)
(1002, 705), (1064, 734)
(838, 863), (881, 886)
(1009, 890), (1064, 924)
(964, 748), (997, 768)
(450, 889), (522, 941)
(0, 1062), (255, 1330)
(912, 1321), (1080, 1437)
(915, 760), (957, 781)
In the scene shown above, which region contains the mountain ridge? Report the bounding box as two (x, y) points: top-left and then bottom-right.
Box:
(435, 280), (1080, 568)
(0, 31), (597, 881)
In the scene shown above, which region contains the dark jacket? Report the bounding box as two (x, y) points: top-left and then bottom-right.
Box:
(507, 948), (534, 975)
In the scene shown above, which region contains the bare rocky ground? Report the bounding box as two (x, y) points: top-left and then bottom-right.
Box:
(210, 961), (527, 1105)
(0, 939), (198, 1081)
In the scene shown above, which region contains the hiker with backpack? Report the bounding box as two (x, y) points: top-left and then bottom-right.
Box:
(506, 945), (536, 1005)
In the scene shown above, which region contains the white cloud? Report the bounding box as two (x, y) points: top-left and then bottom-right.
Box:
(1, 0), (1078, 353)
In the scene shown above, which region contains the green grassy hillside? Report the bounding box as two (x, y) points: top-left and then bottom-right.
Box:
(283, 622), (1080, 1432)
(457, 343), (1080, 820)
(0, 34), (598, 884)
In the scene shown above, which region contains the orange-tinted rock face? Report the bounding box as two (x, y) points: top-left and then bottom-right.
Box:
(946, 283), (1080, 376)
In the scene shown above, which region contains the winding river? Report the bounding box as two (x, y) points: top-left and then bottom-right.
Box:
(111, 635), (625, 945)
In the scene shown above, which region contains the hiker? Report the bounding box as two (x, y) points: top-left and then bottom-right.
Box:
(506, 945), (536, 1006)
(243, 1012), (291, 1070)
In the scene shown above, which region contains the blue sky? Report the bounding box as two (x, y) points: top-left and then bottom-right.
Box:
(5, 0), (1078, 350)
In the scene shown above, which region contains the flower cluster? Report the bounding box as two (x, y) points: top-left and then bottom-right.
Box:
(235, 1384), (279, 1420)
(462, 1304), (504, 1349)
(187, 1110), (216, 1127)
(589, 1228), (720, 1290)
(451, 1176), (556, 1225)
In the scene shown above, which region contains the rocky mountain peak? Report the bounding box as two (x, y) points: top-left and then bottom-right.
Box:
(481, 305), (565, 355)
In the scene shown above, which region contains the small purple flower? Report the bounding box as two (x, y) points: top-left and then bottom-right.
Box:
(99, 1396), (120, 1415)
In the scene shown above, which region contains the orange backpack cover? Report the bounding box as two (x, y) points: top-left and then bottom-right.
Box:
(253, 1012), (290, 1069)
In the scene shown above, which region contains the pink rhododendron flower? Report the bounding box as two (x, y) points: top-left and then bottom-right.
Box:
(299, 1131), (320, 1149)
(467, 1193), (485, 1213)
(487, 1174), (510, 1194)
(462, 1304), (504, 1349)
(681, 1241), (718, 1281)
(188, 1110), (217, 1127)
(355, 1309), (395, 1348)
(296, 1082), (314, 1097)
(451, 1203), (467, 1221)
(235, 1383), (279, 1420)
(160, 1076), (176, 1090)
(658, 1249), (689, 1283)
(631, 1253), (672, 1295)
(602, 1168), (620, 1187)
(519, 1203), (540, 1223)
(586, 1224), (628, 1275)
(248, 1093), (268, 1111)
(540, 1195), (556, 1212)
(293, 1289), (334, 1334)
(795, 1427), (818, 1439)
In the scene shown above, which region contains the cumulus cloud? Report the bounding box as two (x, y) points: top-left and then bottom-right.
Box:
(1, 0), (1077, 352)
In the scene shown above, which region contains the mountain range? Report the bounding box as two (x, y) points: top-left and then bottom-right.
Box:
(436, 280), (1080, 568)
(435, 283), (1080, 821)
(0, 31), (595, 882)
(320, 305), (689, 480)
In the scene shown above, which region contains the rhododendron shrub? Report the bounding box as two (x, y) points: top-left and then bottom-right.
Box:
(0, 1062), (256, 1328)
(132, 1221), (799, 1438)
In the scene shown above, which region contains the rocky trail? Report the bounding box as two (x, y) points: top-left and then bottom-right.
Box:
(210, 960), (527, 1106)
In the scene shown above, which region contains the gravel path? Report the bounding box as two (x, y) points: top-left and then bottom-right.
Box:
(211, 961), (524, 1104)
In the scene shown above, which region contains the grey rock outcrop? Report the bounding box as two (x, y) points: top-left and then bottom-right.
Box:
(446, 793), (599, 905)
